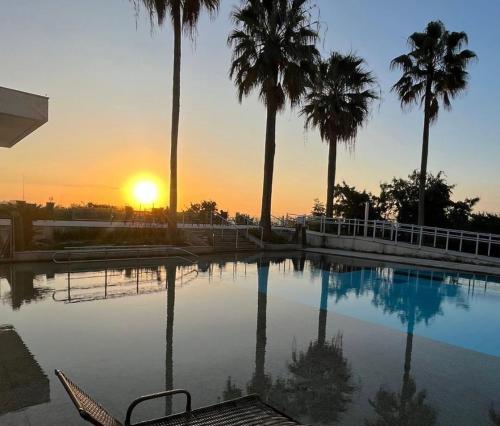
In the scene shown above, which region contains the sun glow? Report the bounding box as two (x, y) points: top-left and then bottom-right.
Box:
(132, 180), (159, 207)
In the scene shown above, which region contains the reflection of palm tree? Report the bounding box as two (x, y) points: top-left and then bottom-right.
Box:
(366, 270), (438, 425)
(222, 377), (242, 401)
(271, 260), (355, 424)
(367, 376), (437, 425)
(317, 266), (329, 346)
(490, 406), (500, 425)
(165, 265), (176, 415)
(247, 259), (272, 398)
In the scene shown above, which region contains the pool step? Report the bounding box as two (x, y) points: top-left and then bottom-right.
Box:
(185, 229), (259, 251)
(213, 230), (259, 251)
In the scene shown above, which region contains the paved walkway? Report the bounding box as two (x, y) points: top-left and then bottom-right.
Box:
(304, 247), (500, 276)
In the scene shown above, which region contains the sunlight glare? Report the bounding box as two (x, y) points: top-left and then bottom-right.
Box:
(133, 180), (159, 206)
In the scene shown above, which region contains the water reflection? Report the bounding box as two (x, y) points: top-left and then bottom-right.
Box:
(0, 325), (50, 415)
(165, 265), (175, 416)
(0, 267), (51, 310)
(1, 255), (500, 425)
(223, 258), (355, 424)
(269, 260), (355, 424)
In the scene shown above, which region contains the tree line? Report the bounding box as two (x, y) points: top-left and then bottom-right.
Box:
(312, 171), (500, 234)
(132, 0), (476, 241)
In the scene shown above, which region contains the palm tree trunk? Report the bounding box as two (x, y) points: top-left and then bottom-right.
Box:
(169, 3), (181, 237)
(418, 79), (432, 226)
(260, 103), (277, 241)
(325, 138), (337, 218)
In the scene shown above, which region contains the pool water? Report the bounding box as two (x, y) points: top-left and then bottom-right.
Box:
(1, 253), (499, 425)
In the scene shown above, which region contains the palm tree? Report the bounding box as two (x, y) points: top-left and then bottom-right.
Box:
(228, 0), (319, 240)
(133, 0), (220, 236)
(302, 53), (378, 218)
(391, 21), (476, 226)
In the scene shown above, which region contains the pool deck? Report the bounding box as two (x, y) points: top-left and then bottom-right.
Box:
(305, 247), (500, 276)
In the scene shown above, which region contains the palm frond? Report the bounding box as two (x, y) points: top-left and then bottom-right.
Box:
(391, 20), (476, 122)
(228, 0), (319, 110)
(301, 52), (378, 149)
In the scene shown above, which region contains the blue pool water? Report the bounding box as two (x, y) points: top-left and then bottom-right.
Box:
(0, 253), (499, 425)
(252, 265), (500, 357)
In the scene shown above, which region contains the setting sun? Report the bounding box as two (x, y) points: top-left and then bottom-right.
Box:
(132, 180), (159, 206)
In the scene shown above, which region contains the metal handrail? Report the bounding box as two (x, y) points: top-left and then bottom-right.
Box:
(305, 215), (500, 259)
(52, 245), (199, 264)
(211, 212), (243, 248)
(52, 265), (199, 304)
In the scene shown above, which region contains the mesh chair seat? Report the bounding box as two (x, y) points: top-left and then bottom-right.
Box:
(143, 395), (299, 425)
(55, 370), (301, 426)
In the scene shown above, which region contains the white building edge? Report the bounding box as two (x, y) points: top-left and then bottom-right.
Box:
(0, 86), (48, 148)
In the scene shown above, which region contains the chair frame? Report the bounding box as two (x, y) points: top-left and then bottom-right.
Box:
(55, 370), (301, 426)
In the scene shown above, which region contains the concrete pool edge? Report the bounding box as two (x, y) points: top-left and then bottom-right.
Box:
(4, 243), (500, 276)
(305, 247), (500, 276)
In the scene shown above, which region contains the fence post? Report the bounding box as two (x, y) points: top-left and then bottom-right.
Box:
(410, 225), (414, 245)
(337, 219), (341, 236)
(488, 234), (492, 257)
(381, 221), (385, 240)
(475, 234), (479, 256)
(445, 231), (450, 252)
(419, 227), (423, 248)
(459, 232), (463, 252)
(372, 220), (376, 239)
(395, 225), (398, 244)
(364, 202), (369, 237)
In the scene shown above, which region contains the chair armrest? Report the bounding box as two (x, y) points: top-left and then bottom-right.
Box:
(125, 389), (191, 426)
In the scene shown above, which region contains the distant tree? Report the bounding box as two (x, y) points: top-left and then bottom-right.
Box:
(391, 20), (476, 226)
(132, 0), (220, 235)
(378, 171), (480, 228)
(333, 182), (382, 219)
(302, 53), (378, 217)
(380, 171), (448, 226)
(446, 197), (480, 229)
(235, 212), (255, 225)
(228, 0), (319, 240)
(185, 200), (218, 215)
(469, 213), (500, 235)
(311, 199), (326, 216)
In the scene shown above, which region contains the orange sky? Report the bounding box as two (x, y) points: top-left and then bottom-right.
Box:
(1, 0), (499, 217)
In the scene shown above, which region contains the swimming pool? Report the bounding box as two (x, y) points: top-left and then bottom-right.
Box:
(1, 252), (499, 425)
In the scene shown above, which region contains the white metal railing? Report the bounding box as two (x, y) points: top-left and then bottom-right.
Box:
(305, 216), (500, 259)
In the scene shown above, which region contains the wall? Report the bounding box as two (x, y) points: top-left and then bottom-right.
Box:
(306, 230), (500, 267)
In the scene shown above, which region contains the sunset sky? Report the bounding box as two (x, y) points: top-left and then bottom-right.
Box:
(1, 0), (499, 216)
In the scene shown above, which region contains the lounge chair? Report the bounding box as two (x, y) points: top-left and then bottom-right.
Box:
(55, 370), (301, 425)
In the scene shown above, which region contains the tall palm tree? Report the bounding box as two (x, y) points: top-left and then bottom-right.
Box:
(228, 0), (319, 240)
(302, 53), (378, 218)
(133, 0), (220, 236)
(391, 21), (476, 226)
